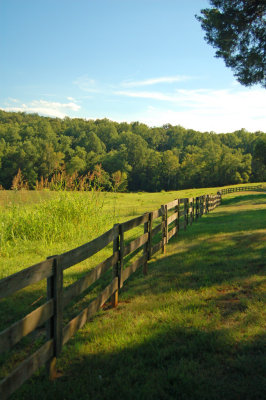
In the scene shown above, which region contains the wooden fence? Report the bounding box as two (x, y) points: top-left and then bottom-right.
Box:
(0, 185), (263, 399)
(220, 185), (263, 194)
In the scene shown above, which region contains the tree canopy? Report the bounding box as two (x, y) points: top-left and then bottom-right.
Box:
(196, 0), (266, 88)
(0, 110), (265, 191)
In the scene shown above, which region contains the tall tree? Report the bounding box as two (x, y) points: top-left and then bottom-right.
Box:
(196, 0), (266, 87)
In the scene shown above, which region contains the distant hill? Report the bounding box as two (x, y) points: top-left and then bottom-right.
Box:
(0, 110), (265, 190)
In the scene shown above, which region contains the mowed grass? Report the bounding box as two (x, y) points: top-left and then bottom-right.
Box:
(0, 188), (265, 400)
(1, 183), (264, 277)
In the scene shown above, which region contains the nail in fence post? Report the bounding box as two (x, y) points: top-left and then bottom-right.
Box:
(46, 255), (63, 380)
(111, 223), (120, 308)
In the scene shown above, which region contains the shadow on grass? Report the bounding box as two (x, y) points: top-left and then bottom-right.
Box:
(13, 325), (266, 400)
(221, 193), (266, 206)
(7, 193), (266, 399)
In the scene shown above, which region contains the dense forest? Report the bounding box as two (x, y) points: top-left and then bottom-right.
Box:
(0, 110), (265, 191)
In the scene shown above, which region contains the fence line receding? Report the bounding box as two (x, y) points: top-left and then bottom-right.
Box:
(0, 184), (264, 400)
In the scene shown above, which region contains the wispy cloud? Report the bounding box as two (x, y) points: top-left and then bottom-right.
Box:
(73, 75), (100, 93)
(114, 87), (266, 133)
(73, 74), (192, 95)
(8, 98), (20, 103)
(2, 99), (80, 118)
(122, 75), (191, 87)
(114, 90), (174, 101)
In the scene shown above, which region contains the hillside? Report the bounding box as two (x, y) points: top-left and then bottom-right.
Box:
(0, 110), (266, 191)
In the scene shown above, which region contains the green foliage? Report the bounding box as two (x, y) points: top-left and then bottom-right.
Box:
(0, 191), (111, 255)
(2, 192), (266, 399)
(0, 110), (265, 192)
(196, 0), (266, 87)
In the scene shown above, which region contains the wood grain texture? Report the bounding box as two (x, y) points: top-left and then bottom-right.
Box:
(167, 212), (178, 226)
(0, 339), (54, 400)
(0, 258), (54, 300)
(120, 213), (149, 232)
(62, 278), (118, 346)
(123, 232), (148, 257)
(166, 199), (179, 211)
(0, 299), (53, 354)
(122, 254), (148, 284)
(60, 225), (119, 270)
(168, 226), (178, 240)
(150, 208), (163, 220)
(151, 241), (163, 256)
(63, 252), (119, 307)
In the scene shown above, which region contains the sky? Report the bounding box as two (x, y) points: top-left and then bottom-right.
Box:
(0, 0), (265, 133)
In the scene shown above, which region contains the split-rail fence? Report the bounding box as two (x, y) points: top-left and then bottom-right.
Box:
(0, 185), (263, 399)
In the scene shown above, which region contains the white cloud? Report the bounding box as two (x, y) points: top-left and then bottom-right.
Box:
(122, 75), (191, 87)
(114, 87), (266, 133)
(2, 99), (80, 118)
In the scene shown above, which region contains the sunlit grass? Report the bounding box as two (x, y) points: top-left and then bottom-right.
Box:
(0, 185), (266, 399)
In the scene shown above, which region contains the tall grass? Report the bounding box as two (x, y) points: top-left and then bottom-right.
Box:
(0, 190), (115, 258)
(3, 191), (265, 400)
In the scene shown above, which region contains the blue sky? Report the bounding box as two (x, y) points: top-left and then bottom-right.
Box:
(1, 0), (265, 133)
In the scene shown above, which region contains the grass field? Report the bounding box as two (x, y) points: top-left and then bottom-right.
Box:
(0, 185), (266, 399)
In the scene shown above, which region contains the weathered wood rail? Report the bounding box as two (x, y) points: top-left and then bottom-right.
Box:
(220, 185), (263, 194)
(0, 185), (263, 399)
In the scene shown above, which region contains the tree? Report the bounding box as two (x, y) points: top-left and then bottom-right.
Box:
(252, 136), (266, 180)
(196, 0), (266, 87)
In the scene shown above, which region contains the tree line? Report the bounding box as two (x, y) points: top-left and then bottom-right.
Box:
(0, 110), (265, 192)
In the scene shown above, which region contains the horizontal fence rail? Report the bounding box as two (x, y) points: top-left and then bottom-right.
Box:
(220, 185), (264, 195)
(0, 184), (264, 399)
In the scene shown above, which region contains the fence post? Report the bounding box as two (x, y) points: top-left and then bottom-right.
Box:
(161, 205), (166, 254)
(206, 195), (209, 213)
(192, 198), (195, 223)
(46, 255), (63, 380)
(175, 199), (180, 236)
(184, 199), (187, 230)
(198, 197), (201, 217)
(217, 191), (221, 206)
(111, 223), (120, 308)
(148, 212), (153, 259)
(119, 224), (124, 288)
(143, 213), (149, 275)
(165, 205), (168, 244)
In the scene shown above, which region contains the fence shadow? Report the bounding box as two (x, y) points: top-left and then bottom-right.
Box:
(13, 324), (266, 400)
(2, 188), (265, 399)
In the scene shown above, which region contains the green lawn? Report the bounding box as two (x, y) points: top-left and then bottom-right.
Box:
(1, 188), (265, 400)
